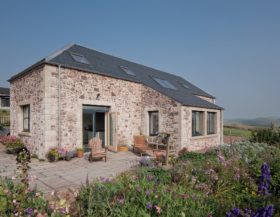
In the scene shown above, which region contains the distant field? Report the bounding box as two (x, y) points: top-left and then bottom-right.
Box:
(223, 126), (252, 138)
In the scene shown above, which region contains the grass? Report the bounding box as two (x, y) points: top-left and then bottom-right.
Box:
(223, 126), (252, 138)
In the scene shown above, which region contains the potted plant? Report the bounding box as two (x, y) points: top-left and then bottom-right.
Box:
(65, 150), (76, 161)
(117, 144), (129, 152)
(47, 148), (59, 162)
(76, 147), (84, 158)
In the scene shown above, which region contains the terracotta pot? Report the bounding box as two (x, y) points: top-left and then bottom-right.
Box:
(76, 150), (84, 158)
(117, 146), (128, 152)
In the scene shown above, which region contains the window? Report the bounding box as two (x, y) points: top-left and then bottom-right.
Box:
(181, 83), (189, 89)
(149, 111), (159, 136)
(192, 111), (204, 136)
(22, 105), (30, 132)
(120, 66), (136, 76)
(1, 97), (10, 107)
(207, 112), (216, 134)
(152, 77), (177, 90)
(70, 53), (90, 64)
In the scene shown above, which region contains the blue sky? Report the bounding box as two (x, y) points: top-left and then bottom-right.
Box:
(0, 0), (279, 119)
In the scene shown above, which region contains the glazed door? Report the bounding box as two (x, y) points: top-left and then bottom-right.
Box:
(105, 112), (117, 152)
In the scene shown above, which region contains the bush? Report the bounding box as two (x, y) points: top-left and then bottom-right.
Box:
(251, 128), (280, 147)
(0, 136), (25, 154)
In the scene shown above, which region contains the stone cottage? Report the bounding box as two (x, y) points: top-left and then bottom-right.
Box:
(9, 44), (223, 158)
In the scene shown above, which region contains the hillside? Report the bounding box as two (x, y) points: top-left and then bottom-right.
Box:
(225, 116), (280, 127)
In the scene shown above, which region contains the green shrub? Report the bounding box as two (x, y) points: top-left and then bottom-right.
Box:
(0, 136), (25, 154)
(250, 128), (280, 146)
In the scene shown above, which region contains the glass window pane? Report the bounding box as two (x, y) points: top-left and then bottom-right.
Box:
(149, 111), (159, 136)
(120, 66), (136, 76)
(23, 106), (29, 118)
(70, 53), (90, 64)
(23, 118), (29, 131)
(192, 111), (203, 136)
(22, 105), (30, 132)
(153, 77), (177, 90)
(207, 112), (216, 134)
(1, 98), (10, 107)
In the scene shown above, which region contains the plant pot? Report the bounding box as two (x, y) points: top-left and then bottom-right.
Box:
(48, 155), (57, 162)
(117, 146), (128, 152)
(76, 150), (84, 158)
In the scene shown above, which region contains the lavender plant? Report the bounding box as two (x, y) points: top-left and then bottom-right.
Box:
(258, 163), (271, 195)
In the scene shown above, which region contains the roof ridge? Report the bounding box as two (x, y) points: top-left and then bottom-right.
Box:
(45, 44), (75, 62)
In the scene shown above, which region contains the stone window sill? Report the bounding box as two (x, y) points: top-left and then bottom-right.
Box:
(18, 132), (31, 137)
(190, 134), (218, 140)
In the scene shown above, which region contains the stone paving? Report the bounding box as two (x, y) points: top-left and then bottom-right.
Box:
(0, 144), (140, 192)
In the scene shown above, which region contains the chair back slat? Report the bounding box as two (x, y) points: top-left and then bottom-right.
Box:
(133, 135), (145, 146)
(89, 137), (103, 154)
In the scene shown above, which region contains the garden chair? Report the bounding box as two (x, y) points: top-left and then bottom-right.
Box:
(133, 135), (153, 156)
(89, 137), (107, 162)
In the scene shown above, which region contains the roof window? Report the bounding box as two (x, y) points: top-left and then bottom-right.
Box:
(181, 83), (189, 89)
(153, 77), (177, 90)
(70, 52), (90, 64)
(120, 66), (136, 76)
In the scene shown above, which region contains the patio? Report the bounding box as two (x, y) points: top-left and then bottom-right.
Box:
(0, 144), (139, 193)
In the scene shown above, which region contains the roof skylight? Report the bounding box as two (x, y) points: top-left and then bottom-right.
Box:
(70, 53), (90, 65)
(120, 66), (136, 76)
(153, 77), (177, 90)
(182, 83), (189, 89)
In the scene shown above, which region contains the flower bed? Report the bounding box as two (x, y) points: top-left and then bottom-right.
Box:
(76, 142), (280, 216)
(0, 148), (70, 217)
(0, 135), (25, 154)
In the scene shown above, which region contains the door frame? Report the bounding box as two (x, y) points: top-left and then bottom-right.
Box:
(105, 112), (118, 152)
(78, 100), (117, 150)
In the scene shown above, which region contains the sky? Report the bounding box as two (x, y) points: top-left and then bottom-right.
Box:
(0, 0), (279, 119)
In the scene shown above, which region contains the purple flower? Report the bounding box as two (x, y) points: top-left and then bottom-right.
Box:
(139, 156), (151, 166)
(146, 202), (153, 210)
(226, 208), (240, 217)
(258, 163), (271, 195)
(24, 208), (33, 216)
(117, 196), (125, 205)
(146, 175), (154, 181)
(145, 189), (151, 196)
(252, 205), (274, 217)
(100, 177), (112, 183)
(136, 186), (141, 192)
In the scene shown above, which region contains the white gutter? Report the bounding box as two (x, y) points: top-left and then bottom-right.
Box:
(58, 65), (61, 147)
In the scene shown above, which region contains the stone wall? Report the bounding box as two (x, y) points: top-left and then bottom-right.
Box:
(140, 86), (181, 149)
(10, 64), (223, 157)
(180, 106), (222, 151)
(10, 66), (46, 157)
(44, 65), (143, 150)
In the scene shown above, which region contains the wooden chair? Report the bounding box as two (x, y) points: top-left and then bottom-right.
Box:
(89, 137), (107, 162)
(133, 135), (153, 156)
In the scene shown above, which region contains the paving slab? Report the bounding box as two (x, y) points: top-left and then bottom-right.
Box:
(0, 144), (140, 192)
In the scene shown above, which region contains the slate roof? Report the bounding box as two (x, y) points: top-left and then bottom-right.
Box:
(0, 87), (10, 95)
(9, 44), (223, 110)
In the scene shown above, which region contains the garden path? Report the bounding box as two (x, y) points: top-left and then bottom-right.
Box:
(0, 144), (139, 193)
